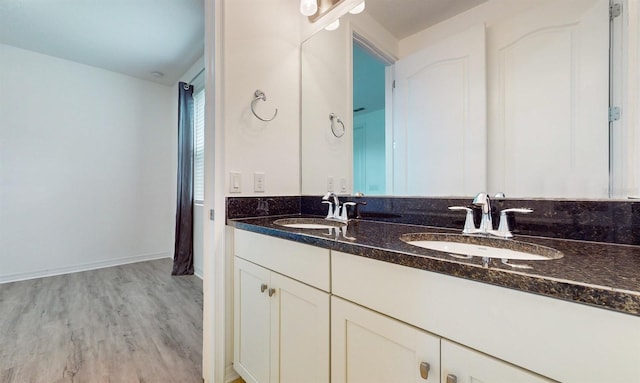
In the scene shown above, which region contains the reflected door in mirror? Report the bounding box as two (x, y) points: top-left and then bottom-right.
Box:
(489, 0), (609, 198)
(394, 24), (487, 196)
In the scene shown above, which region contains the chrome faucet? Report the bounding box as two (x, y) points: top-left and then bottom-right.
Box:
(324, 192), (339, 207)
(449, 192), (533, 238)
(321, 193), (354, 223)
(472, 192), (493, 233)
(322, 192), (342, 221)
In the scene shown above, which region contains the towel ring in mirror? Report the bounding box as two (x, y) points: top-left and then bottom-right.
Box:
(329, 113), (345, 138)
(251, 89), (278, 122)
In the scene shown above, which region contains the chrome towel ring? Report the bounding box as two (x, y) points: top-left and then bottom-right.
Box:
(330, 113), (345, 138)
(251, 89), (278, 122)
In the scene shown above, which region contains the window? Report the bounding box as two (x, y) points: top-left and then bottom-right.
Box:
(192, 71), (205, 204)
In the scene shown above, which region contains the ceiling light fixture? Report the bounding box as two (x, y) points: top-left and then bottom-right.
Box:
(300, 0), (318, 16)
(325, 18), (340, 31)
(349, 0), (365, 14)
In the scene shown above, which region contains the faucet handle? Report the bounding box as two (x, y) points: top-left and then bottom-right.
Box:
(353, 200), (367, 219)
(497, 208), (533, 238)
(448, 206), (477, 234)
(501, 208), (533, 214)
(340, 202), (356, 221)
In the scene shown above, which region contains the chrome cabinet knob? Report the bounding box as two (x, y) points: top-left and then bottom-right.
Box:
(446, 374), (458, 383)
(268, 288), (276, 297)
(419, 361), (430, 379)
(260, 283), (268, 293)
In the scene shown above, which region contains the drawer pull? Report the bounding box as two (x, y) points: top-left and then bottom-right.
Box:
(419, 362), (430, 379)
(260, 283), (268, 293)
(446, 374), (457, 383)
(268, 288), (276, 297)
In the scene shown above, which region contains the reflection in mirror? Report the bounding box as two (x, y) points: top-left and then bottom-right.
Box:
(353, 40), (389, 195)
(302, 0), (630, 199)
(301, 14), (353, 195)
(307, 0), (343, 21)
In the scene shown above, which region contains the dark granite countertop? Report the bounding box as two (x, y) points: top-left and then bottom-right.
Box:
(229, 215), (640, 317)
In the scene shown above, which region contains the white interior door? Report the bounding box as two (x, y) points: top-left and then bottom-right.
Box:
(393, 24), (487, 196)
(488, 0), (609, 198)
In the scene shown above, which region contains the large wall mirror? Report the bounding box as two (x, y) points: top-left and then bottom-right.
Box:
(301, 0), (638, 199)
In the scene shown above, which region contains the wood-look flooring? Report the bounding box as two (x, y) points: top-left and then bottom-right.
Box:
(0, 258), (203, 383)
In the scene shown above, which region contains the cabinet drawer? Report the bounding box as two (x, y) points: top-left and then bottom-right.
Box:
(234, 229), (330, 292)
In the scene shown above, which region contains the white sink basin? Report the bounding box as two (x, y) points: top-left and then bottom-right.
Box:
(400, 233), (563, 261)
(406, 240), (548, 260)
(274, 218), (345, 230)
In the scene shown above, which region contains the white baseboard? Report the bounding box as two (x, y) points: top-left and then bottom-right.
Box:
(225, 364), (240, 383)
(0, 252), (171, 284)
(194, 267), (204, 280)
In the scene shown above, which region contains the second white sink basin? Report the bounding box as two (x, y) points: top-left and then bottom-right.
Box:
(400, 233), (563, 261)
(406, 240), (547, 260)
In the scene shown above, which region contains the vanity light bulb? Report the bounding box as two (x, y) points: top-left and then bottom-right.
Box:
(325, 18), (340, 31)
(300, 0), (318, 16)
(349, 1), (365, 14)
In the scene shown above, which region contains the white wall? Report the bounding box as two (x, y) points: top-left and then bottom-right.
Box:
(0, 43), (177, 282)
(215, 1), (303, 381)
(222, 0), (302, 197)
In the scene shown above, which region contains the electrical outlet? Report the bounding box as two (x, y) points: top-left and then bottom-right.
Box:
(254, 172), (265, 192)
(230, 172), (241, 193)
(340, 177), (347, 193)
(327, 176), (334, 192)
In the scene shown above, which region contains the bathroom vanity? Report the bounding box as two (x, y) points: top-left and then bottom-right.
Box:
(230, 214), (640, 383)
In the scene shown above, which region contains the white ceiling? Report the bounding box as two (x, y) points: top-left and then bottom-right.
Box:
(365, 0), (487, 39)
(0, 0), (205, 85)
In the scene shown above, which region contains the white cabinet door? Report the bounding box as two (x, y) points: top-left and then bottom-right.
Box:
(270, 272), (330, 383)
(234, 256), (330, 383)
(331, 296), (440, 383)
(234, 257), (272, 383)
(441, 340), (555, 383)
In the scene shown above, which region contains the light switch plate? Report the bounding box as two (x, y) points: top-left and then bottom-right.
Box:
(340, 177), (347, 193)
(254, 172), (265, 192)
(230, 172), (241, 193)
(327, 176), (334, 192)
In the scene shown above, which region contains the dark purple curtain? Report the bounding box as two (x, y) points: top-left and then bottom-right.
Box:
(172, 82), (195, 275)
